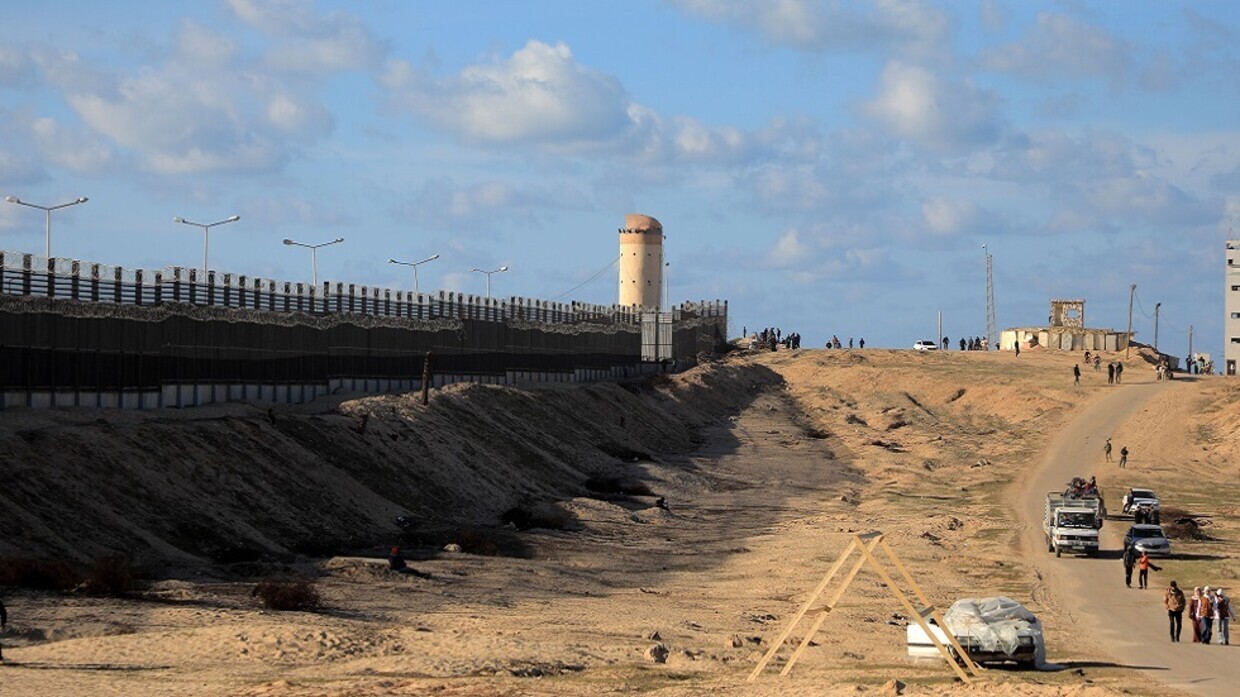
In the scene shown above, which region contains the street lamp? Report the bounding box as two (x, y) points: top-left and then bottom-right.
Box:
(283, 237), (344, 286)
(174, 214), (240, 274)
(5, 195), (89, 258)
(388, 254), (440, 295)
(469, 265), (509, 299)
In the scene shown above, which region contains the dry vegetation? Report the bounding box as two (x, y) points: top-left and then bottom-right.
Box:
(0, 346), (1235, 697)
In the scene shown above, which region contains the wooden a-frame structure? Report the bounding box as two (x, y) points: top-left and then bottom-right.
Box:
(747, 531), (984, 684)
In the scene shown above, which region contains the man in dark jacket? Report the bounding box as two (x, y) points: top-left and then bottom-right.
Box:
(1123, 544), (1139, 587)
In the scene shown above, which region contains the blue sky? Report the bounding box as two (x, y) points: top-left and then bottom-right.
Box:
(2, 1), (1238, 357)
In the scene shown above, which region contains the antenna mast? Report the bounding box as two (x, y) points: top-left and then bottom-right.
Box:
(983, 245), (997, 350)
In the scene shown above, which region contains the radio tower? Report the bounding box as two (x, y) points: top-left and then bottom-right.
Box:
(983, 244), (997, 350)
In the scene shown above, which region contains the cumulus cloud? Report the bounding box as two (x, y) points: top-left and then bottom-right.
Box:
(673, 0), (950, 62)
(863, 61), (1003, 153)
(0, 46), (35, 87)
(979, 12), (1130, 87)
(227, 0), (384, 73)
(921, 197), (982, 237)
(383, 40), (818, 168)
(383, 41), (632, 148)
(30, 117), (114, 172)
(767, 229), (810, 267)
(34, 20), (334, 174)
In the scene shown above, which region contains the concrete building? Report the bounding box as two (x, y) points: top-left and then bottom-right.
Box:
(619, 213), (664, 309)
(1000, 299), (1131, 353)
(1227, 240), (1240, 376)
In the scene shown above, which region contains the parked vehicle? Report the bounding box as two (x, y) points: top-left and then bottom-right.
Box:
(1123, 523), (1172, 557)
(1044, 491), (1103, 557)
(907, 596), (1044, 668)
(1122, 488), (1160, 515)
(913, 340), (939, 351)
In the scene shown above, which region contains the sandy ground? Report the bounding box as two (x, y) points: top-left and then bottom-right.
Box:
(1, 346), (1236, 696)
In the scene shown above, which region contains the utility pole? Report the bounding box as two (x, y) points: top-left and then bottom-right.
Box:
(1153, 302), (1161, 352)
(1188, 325), (1194, 372)
(1125, 284), (1136, 357)
(983, 245), (996, 350)
(937, 309), (942, 349)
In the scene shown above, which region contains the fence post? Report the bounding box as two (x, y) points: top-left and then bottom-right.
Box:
(113, 266), (123, 304)
(134, 269), (144, 306)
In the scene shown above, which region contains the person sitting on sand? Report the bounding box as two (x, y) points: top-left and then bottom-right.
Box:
(388, 546), (431, 579)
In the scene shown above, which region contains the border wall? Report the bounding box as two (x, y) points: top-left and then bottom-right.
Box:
(0, 252), (727, 409)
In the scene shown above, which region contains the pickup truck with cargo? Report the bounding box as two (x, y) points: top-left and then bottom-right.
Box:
(1044, 492), (1104, 557)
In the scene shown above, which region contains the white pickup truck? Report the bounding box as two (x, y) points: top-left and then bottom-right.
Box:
(1044, 492), (1104, 557)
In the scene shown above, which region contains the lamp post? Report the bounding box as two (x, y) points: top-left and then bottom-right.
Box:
(1154, 302), (1161, 352)
(283, 237), (344, 286)
(174, 215), (240, 274)
(469, 265), (509, 299)
(5, 195), (89, 258)
(388, 254), (440, 295)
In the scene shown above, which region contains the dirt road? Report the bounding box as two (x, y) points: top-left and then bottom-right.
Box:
(1020, 376), (1235, 696)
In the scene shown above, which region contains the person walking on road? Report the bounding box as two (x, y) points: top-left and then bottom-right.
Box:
(1215, 588), (1233, 645)
(1104, 438), (1113, 462)
(1108, 362), (1115, 384)
(1166, 581), (1187, 642)
(1073, 363), (1081, 386)
(1191, 588), (1203, 642)
(1122, 544), (1138, 588)
(1116, 362), (1124, 383)
(1200, 586), (1216, 644)
(1138, 551), (1161, 589)
(1119, 446), (1129, 469)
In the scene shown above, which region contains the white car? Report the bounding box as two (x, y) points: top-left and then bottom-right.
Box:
(913, 340), (939, 351)
(907, 596), (1044, 668)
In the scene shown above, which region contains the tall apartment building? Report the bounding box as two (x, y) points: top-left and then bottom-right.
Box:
(1228, 240), (1240, 376)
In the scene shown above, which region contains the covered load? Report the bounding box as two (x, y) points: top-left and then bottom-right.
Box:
(907, 596), (1045, 668)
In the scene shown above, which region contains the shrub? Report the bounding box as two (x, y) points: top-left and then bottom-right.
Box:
(82, 554), (140, 597)
(0, 557), (82, 591)
(253, 577), (321, 611)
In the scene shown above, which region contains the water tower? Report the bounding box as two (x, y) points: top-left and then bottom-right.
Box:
(618, 213), (663, 309)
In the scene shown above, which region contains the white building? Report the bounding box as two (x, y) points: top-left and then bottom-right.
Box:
(1227, 240), (1240, 376)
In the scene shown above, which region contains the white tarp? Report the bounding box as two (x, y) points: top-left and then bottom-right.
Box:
(943, 596), (1046, 665)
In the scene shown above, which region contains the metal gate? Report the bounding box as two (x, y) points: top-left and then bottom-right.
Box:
(641, 311), (673, 362)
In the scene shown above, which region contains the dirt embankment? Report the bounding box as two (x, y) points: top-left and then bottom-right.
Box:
(0, 359), (784, 565)
(2, 346), (1236, 697)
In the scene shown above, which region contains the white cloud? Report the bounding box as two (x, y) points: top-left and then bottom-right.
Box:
(768, 229), (809, 267)
(0, 46), (35, 87)
(383, 41), (632, 147)
(863, 61), (1002, 153)
(34, 21), (334, 174)
(30, 117), (114, 172)
(226, 0), (384, 73)
(673, 0), (950, 62)
(921, 197), (981, 236)
(979, 13), (1130, 87)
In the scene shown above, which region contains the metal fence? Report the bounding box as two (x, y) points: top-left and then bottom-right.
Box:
(0, 250), (728, 405)
(0, 251), (726, 327)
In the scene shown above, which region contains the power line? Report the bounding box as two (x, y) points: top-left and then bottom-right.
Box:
(549, 255), (621, 301)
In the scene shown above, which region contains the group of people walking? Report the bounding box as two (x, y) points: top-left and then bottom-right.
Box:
(747, 327), (801, 351)
(1165, 582), (1234, 644)
(823, 335), (862, 349)
(957, 336), (987, 351)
